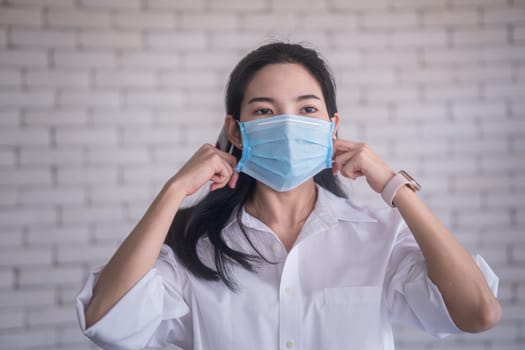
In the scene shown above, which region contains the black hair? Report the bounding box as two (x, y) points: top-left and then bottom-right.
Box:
(164, 42), (347, 291)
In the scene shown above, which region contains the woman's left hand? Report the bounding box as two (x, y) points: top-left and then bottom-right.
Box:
(332, 139), (395, 193)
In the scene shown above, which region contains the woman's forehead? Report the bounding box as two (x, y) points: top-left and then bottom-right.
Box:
(243, 63), (324, 102)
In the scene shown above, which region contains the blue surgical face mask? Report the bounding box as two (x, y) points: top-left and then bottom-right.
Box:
(236, 114), (334, 192)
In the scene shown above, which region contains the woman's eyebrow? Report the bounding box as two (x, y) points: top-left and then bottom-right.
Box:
(297, 94), (321, 101)
(247, 95), (320, 104)
(247, 97), (274, 104)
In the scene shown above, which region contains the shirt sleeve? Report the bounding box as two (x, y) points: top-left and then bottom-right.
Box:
(76, 244), (192, 350)
(383, 214), (499, 338)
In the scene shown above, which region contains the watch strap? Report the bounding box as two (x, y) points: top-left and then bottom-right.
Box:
(381, 172), (411, 208)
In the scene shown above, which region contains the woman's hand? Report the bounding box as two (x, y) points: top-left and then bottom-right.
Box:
(170, 144), (239, 196)
(332, 139), (395, 193)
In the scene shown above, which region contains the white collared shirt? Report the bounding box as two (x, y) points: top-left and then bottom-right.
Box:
(76, 185), (499, 350)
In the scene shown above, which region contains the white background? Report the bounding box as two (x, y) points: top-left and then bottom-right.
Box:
(0, 0), (524, 349)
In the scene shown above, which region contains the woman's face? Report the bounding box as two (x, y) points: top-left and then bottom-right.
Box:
(239, 63), (331, 123)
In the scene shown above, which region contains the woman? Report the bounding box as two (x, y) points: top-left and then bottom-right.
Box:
(77, 42), (501, 350)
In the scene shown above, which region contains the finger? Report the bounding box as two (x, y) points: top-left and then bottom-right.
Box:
(333, 139), (362, 153)
(215, 149), (238, 169)
(228, 171), (239, 189)
(333, 149), (360, 170)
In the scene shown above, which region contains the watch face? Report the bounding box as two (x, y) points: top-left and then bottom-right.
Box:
(400, 170), (421, 191)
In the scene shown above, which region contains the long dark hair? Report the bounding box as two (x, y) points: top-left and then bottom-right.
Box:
(165, 42), (347, 290)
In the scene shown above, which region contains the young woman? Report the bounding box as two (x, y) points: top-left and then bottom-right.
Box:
(77, 42), (501, 350)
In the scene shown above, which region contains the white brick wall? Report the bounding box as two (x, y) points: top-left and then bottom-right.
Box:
(0, 0), (523, 349)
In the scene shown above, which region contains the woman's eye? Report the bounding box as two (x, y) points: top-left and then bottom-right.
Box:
(302, 106), (317, 113)
(255, 108), (273, 115)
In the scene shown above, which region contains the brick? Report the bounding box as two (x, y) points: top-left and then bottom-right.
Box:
(46, 10), (111, 29)
(423, 9), (480, 27)
(0, 247), (52, 267)
(514, 25), (525, 41)
(398, 67), (455, 84)
(20, 148), (85, 166)
(56, 166), (118, 185)
(484, 191), (525, 210)
(210, 0), (266, 11)
(0, 190), (18, 206)
(360, 50), (419, 67)
(23, 108), (88, 126)
(62, 204), (126, 224)
(480, 154), (525, 173)
(120, 52), (180, 68)
(94, 70), (157, 88)
(53, 51), (118, 68)
(28, 306), (77, 326)
(10, 30), (76, 48)
(182, 51), (238, 69)
(0, 29), (6, 47)
(362, 11), (419, 29)
(121, 127), (184, 145)
(0, 206), (55, 228)
(390, 30), (448, 47)
(0, 8), (42, 26)
(331, 0), (389, 10)
(144, 0), (206, 10)
(482, 7), (525, 25)
(452, 28), (509, 46)
(342, 68), (397, 86)
(366, 86), (420, 103)
(451, 101), (506, 120)
(456, 209), (511, 228)
(19, 187), (86, 205)
(0, 310), (23, 329)
(296, 13), (359, 31)
(485, 82), (525, 99)
(89, 185), (151, 203)
(58, 90), (120, 107)
(26, 225), (90, 245)
(0, 50), (48, 67)
(0, 70), (22, 86)
(115, 12), (176, 30)
(80, 31), (142, 49)
(0, 127), (50, 146)
(0, 328), (57, 348)
(57, 243), (117, 264)
(90, 109), (152, 126)
(91, 222), (131, 244)
(160, 70), (221, 88)
(147, 32), (207, 50)
(6, 0), (75, 6)
(25, 70), (90, 88)
(210, 33), (265, 50)
(421, 157), (478, 174)
(124, 91), (183, 107)
(0, 149), (16, 166)
(182, 13), (239, 30)
(19, 266), (84, 287)
(78, 0), (141, 9)
(0, 90), (54, 107)
(55, 128), (118, 146)
(394, 103), (448, 122)
(333, 32), (389, 49)
(86, 147), (147, 165)
(424, 84), (480, 101)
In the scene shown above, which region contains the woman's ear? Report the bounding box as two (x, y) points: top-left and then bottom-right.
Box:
(331, 112), (340, 140)
(224, 115), (242, 148)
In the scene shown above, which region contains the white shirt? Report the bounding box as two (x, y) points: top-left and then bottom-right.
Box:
(76, 185), (499, 350)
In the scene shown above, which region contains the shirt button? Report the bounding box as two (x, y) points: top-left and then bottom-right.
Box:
(284, 287), (294, 296)
(286, 340), (294, 348)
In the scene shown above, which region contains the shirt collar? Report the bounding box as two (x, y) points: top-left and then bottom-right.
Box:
(223, 184), (377, 234)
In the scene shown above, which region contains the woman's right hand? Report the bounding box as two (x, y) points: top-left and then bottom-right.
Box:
(170, 144), (239, 196)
